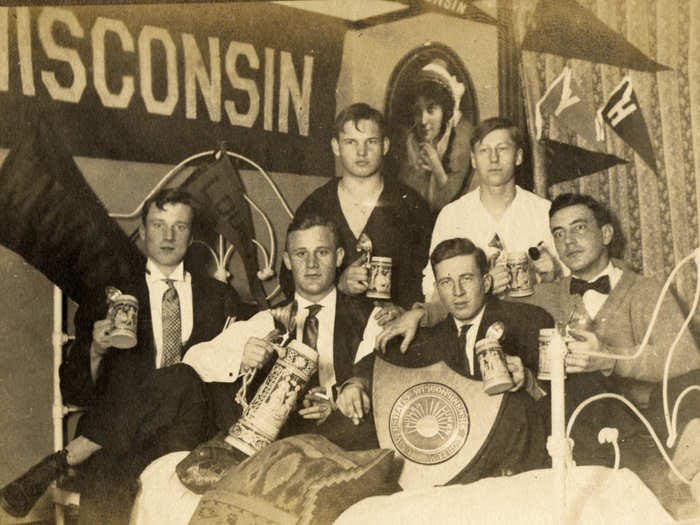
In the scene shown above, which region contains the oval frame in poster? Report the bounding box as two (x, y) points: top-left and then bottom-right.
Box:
(384, 42), (479, 187)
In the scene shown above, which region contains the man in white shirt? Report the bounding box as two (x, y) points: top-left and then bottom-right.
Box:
(184, 212), (383, 449)
(424, 116), (561, 296)
(377, 117), (562, 352)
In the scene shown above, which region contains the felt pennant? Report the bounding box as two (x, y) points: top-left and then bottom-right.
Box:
(597, 76), (656, 172)
(542, 139), (628, 185)
(535, 67), (600, 144)
(522, 0), (670, 72)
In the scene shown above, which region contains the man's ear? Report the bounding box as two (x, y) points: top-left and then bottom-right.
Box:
(601, 224), (614, 246)
(471, 151), (476, 169)
(335, 247), (345, 268)
(483, 272), (494, 295)
(515, 147), (524, 167)
(138, 223), (146, 242)
(283, 251), (292, 271)
(382, 136), (390, 156)
(331, 137), (340, 157)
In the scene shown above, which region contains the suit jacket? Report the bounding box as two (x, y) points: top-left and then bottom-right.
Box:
(363, 296), (553, 479)
(379, 296), (554, 380)
(60, 265), (247, 407)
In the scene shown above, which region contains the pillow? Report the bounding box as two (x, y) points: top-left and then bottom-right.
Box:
(176, 432), (249, 494)
(188, 433), (399, 525)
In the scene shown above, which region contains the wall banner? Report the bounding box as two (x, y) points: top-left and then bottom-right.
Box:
(0, 3), (346, 176)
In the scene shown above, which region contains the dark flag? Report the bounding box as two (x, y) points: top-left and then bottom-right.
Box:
(522, 0), (670, 72)
(597, 76), (656, 172)
(182, 154), (268, 308)
(0, 117), (144, 305)
(542, 139), (628, 185)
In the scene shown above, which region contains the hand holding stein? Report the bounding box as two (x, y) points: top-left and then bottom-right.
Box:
(94, 287), (139, 352)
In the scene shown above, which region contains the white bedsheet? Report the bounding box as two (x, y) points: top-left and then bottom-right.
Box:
(129, 452), (201, 525)
(335, 466), (675, 525)
(131, 456), (676, 525)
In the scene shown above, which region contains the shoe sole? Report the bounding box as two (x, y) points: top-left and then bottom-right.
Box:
(0, 489), (30, 518)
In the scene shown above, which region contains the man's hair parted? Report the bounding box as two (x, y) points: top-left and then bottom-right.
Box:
(430, 237), (489, 276)
(141, 188), (198, 225)
(470, 116), (523, 151)
(549, 192), (613, 228)
(333, 103), (386, 139)
(285, 212), (340, 249)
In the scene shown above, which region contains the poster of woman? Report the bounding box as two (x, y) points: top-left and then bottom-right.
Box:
(386, 46), (478, 215)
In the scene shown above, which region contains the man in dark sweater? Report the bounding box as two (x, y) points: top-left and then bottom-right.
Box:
(283, 103), (433, 311)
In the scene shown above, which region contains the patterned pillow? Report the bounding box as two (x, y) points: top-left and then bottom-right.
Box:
(188, 433), (399, 525)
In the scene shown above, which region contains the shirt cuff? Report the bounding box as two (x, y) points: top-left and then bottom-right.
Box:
(337, 376), (369, 396)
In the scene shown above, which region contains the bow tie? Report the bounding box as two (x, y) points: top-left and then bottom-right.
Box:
(569, 275), (611, 296)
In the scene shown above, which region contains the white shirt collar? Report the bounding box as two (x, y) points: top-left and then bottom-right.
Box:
(146, 259), (186, 283)
(454, 303), (486, 333)
(295, 287), (337, 311)
(573, 260), (622, 289)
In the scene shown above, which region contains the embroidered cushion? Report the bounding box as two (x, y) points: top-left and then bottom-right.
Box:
(188, 433), (398, 525)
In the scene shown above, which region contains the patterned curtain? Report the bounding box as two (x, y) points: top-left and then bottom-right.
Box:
(511, 0), (700, 319)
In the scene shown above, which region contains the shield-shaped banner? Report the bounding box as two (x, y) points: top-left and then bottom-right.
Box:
(373, 357), (504, 489)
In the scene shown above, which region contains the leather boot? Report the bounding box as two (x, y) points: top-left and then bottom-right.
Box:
(0, 450), (68, 517)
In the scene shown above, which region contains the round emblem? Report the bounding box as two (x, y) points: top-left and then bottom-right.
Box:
(389, 382), (469, 465)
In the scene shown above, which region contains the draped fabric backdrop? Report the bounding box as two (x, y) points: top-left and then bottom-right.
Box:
(511, 0), (700, 321)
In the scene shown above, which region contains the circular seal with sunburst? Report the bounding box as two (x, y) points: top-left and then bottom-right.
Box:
(389, 382), (469, 465)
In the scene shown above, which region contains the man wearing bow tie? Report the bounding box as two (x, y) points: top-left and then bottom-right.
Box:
(523, 193), (700, 468)
(531, 193), (700, 391)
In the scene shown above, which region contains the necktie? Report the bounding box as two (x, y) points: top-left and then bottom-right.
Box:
(302, 304), (322, 350)
(569, 275), (611, 296)
(161, 279), (182, 367)
(457, 324), (473, 376)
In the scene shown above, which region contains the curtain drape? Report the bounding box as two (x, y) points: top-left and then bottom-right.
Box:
(512, 0), (700, 318)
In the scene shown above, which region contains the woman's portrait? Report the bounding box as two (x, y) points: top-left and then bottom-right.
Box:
(387, 46), (478, 214)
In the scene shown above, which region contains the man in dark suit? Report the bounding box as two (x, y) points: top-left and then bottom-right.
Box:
(345, 237), (553, 481)
(184, 212), (381, 452)
(1, 189), (250, 524)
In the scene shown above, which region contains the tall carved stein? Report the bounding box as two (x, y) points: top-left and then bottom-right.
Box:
(177, 300), (319, 493)
(226, 338), (318, 455)
(223, 299), (320, 455)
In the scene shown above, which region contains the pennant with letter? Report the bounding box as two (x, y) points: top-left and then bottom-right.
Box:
(597, 76), (656, 172)
(0, 115), (144, 305)
(522, 0), (669, 72)
(542, 139), (628, 185)
(535, 67), (600, 144)
(182, 154), (269, 308)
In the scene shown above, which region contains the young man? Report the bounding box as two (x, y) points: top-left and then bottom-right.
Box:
(424, 116), (561, 296)
(184, 213), (383, 450)
(60, 188), (247, 406)
(525, 193), (700, 468)
(377, 117), (561, 351)
(285, 103), (433, 311)
(1, 189), (248, 523)
(351, 238), (553, 481)
(530, 193), (700, 403)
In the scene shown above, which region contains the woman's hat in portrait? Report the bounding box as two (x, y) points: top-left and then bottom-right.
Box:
(415, 59), (466, 130)
(412, 59), (466, 156)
